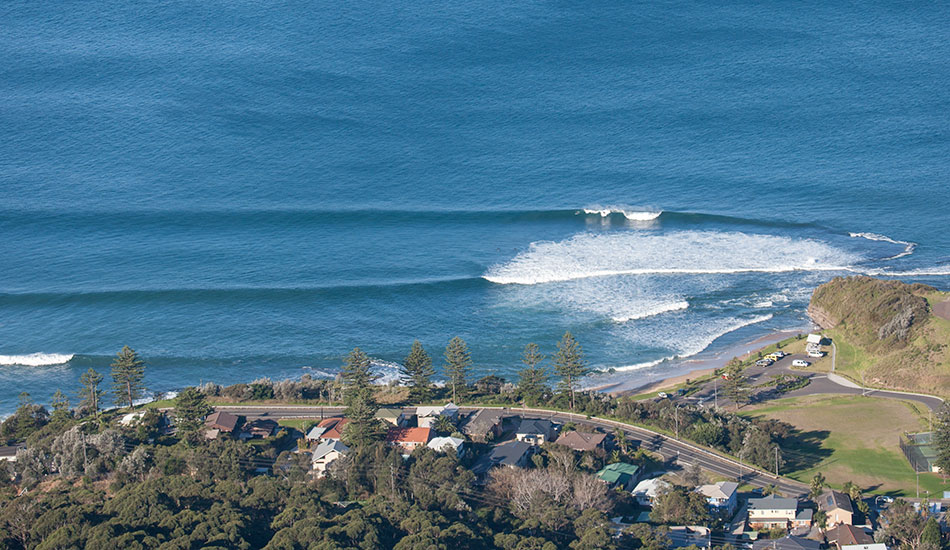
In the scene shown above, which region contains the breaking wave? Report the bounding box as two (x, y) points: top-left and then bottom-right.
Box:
(582, 207), (663, 221)
(611, 301), (689, 323)
(483, 231), (859, 285)
(0, 353), (74, 366)
(612, 356), (675, 372)
(849, 232), (917, 260)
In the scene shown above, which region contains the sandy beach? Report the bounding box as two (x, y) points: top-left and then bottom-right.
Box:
(595, 328), (806, 397)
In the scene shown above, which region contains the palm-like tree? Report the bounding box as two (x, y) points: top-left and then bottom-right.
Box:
(432, 414), (456, 435)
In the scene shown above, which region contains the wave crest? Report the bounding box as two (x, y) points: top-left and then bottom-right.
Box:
(611, 301), (689, 323)
(582, 207), (662, 221)
(484, 231), (859, 285)
(849, 232), (916, 260)
(0, 353), (74, 366)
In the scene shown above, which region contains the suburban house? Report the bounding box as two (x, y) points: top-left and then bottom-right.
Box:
(311, 440), (350, 478)
(596, 462), (640, 491)
(515, 418), (557, 446)
(307, 417), (350, 443)
(427, 436), (466, 458)
(751, 535), (821, 550)
(632, 477), (671, 507)
(819, 490), (854, 528)
(747, 495), (813, 531)
(205, 411), (240, 434)
(375, 407), (410, 428)
(242, 419), (279, 439)
(119, 411), (147, 426)
(386, 427), (433, 454)
(697, 481), (739, 515)
(825, 525), (874, 549)
(472, 440), (533, 476)
(554, 431), (607, 452)
(416, 403), (460, 428)
(668, 526), (711, 549)
(461, 409), (506, 442)
(0, 446), (20, 463)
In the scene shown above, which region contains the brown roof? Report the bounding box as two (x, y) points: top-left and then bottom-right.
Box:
(554, 431), (606, 451)
(825, 525), (873, 547)
(820, 490), (854, 514)
(386, 427), (432, 445)
(205, 411), (240, 432)
(244, 419), (279, 436)
(316, 417), (350, 440)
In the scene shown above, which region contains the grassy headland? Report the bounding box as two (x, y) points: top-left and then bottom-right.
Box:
(809, 276), (950, 396)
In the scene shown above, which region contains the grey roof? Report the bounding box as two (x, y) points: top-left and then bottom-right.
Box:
(516, 418), (555, 437)
(312, 440), (350, 461)
(554, 431), (606, 451)
(375, 408), (405, 418)
(462, 409), (505, 437)
(698, 481), (738, 500)
(821, 490), (854, 514)
(749, 495), (798, 511)
(473, 440), (532, 474)
(0, 446), (20, 458)
(752, 536), (820, 550)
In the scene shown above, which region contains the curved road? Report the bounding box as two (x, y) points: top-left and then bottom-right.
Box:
(211, 404), (810, 497)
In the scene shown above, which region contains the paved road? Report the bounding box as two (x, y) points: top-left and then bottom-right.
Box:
(683, 352), (944, 411)
(211, 404), (810, 497)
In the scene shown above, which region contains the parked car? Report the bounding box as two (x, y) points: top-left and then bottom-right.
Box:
(773, 351), (788, 358)
(807, 351), (825, 358)
(792, 359), (810, 367)
(755, 359), (773, 367)
(657, 392), (670, 399)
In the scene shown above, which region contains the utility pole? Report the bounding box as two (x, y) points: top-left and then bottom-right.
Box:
(675, 405), (680, 438)
(714, 378), (719, 409)
(774, 446), (779, 477)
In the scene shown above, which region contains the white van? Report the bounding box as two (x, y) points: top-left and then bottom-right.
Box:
(807, 351), (824, 358)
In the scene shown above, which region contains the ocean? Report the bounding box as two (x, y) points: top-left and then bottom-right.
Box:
(2, 0), (949, 414)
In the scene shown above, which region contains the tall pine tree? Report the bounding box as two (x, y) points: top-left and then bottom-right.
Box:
(722, 358), (750, 410)
(443, 336), (472, 403)
(174, 387), (212, 437)
(111, 346), (146, 410)
(78, 368), (103, 418)
(341, 348), (382, 447)
(553, 331), (588, 412)
(517, 342), (548, 404)
(400, 340), (435, 403)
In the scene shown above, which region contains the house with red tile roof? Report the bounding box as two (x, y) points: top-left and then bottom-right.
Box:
(386, 427), (432, 454)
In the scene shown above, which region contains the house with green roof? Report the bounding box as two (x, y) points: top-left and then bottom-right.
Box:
(596, 462), (640, 491)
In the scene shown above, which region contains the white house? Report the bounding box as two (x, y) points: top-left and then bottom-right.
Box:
(632, 477), (671, 507)
(311, 440), (350, 478)
(415, 403), (460, 428)
(427, 436), (466, 458)
(697, 481), (738, 514)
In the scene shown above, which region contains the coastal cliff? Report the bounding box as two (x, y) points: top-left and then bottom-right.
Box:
(808, 276), (949, 395)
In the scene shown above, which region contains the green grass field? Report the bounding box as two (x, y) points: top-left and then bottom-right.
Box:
(742, 394), (946, 498)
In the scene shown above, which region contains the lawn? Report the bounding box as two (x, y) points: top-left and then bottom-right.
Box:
(742, 394), (946, 498)
(277, 418), (318, 432)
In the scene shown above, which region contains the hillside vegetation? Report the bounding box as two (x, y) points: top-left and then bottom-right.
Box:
(808, 276), (950, 395)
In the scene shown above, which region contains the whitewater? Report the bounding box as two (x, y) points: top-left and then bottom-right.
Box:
(2, 0), (950, 412)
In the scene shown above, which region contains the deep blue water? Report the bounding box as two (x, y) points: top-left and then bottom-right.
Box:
(2, 0), (949, 413)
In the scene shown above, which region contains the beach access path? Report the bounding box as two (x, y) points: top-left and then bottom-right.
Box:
(208, 404), (810, 497)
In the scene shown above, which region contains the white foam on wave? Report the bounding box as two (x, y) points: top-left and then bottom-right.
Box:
(0, 353), (74, 366)
(611, 300), (689, 323)
(868, 267), (950, 277)
(484, 230), (859, 285)
(674, 314), (774, 359)
(582, 207), (662, 221)
(849, 232), (917, 260)
(612, 356), (675, 372)
(370, 359), (403, 385)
